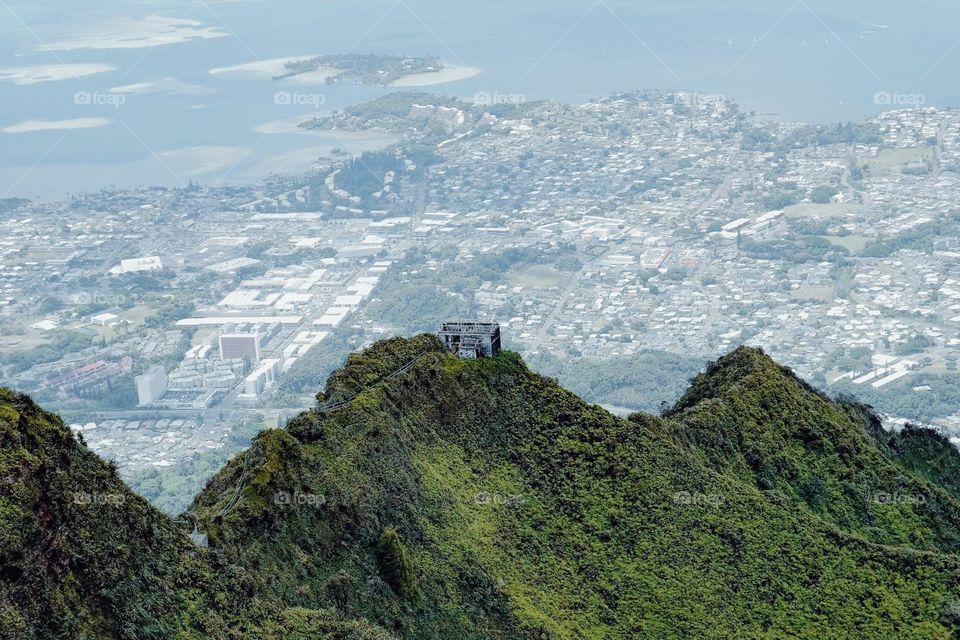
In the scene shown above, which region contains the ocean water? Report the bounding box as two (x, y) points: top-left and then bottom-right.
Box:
(1, 0), (959, 199)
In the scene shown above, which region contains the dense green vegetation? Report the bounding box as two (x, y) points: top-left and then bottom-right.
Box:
(302, 91), (541, 139)
(742, 122), (882, 152)
(0, 388), (393, 640)
(810, 184), (839, 204)
(4, 340), (960, 638)
(897, 333), (935, 356)
(276, 54), (442, 85)
(740, 233), (849, 263)
(667, 350), (960, 551)
(868, 419), (960, 499)
(0, 389), (225, 638)
(761, 188), (800, 210)
(861, 210), (960, 258)
(341, 92), (462, 119)
(302, 92), (463, 134)
(1, 330), (94, 374)
(329, 151), (407, 210)
(375, 528), (422, 602)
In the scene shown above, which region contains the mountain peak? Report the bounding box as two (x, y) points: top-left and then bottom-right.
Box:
(667, 345), (826, 415)
(5, 342), (960, 638)
(317, 333), (445, 404)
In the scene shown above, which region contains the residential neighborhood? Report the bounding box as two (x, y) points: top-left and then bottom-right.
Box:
(4, 91), (960, 473)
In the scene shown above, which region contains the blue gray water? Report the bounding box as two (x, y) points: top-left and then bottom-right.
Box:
(1, 0), (959, 199)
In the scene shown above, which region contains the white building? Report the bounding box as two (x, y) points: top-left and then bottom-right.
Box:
(244, 359), (281, 396)
(135, 366), (167, 406)
(109, 256), (164, 275)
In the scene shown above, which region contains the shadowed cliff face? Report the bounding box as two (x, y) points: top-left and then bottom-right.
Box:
(4, 339), (960, 639)
(0, 388), (394, 640)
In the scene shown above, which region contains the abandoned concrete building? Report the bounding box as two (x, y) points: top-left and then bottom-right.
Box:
(438, 322), (502, 358)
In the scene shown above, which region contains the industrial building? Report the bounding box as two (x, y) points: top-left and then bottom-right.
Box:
(219, 333), (261, 361)
(109, 255), (165, 275)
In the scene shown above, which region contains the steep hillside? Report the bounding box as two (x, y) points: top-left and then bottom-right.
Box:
(0, 389), (212, 638)
(3, 339), (960, 639)
(0, 388), (392, 639)
(192, 339), (960, 639)
(867, 417), (960, 500)
(665, 348), (960, 552)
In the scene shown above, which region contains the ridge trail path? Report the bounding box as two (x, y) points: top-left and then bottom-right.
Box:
(317, 349), (433, 412)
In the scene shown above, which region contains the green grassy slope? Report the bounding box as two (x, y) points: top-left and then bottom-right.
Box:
(192, 339), (960, 639)
(665, 348), (960, 552)
(4, 338), (960, 638)
(866, 416), (960, 500)
(0, 389), (215, 638)
(0, 389), (393, 640)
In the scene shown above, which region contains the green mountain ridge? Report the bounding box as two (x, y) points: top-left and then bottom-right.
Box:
(3, 337), (960, 639)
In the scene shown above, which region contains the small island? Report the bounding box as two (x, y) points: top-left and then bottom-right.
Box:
(274, 53), (444, 85)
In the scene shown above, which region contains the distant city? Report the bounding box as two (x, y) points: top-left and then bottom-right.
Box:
(4, 90), (960, 483)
